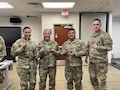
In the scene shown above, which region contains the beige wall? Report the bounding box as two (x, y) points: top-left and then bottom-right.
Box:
(81, 13), (107, 44)
(41, 12), (79, 40)
(0, 16), (42, 44)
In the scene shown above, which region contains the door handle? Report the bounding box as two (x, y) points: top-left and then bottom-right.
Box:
(55, 34), (58, 38)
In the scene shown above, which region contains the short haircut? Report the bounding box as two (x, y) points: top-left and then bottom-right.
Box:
(23, 27), (31, 32)
(43, 29), (51, 34)
(68, 28), (76, 32)
(93, 19), (101, 24)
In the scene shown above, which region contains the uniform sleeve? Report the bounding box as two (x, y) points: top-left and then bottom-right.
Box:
(35, 42), (48, 59)
(11, 40), (25, 56)
(85, 40), (90, 58)
(61, 41), (68, 56)
(30, 42), (37, 69)
(32, 41), (37, 58)
(75, 41), (87, 57)
(35, 43), (42, 58)
(0, 37), (5, 51)
(97, 33), (113, 51)
(54, 42), (61, 56)
(0, 37), (6, 60)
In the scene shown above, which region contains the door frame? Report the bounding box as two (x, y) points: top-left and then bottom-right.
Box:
(54, 24), (73, 65)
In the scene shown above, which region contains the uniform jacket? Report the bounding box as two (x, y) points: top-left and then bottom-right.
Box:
(11, 37), (36, 69)
(62, 38), (87, 66)
(0, 36), (6, 59)
(87, 30), (113, 62)
(36, 40), (59, 67)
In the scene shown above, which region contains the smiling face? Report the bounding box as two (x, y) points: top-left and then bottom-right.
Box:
(68, 29), (76, 40)
(92, 19), (102, 33)
(43, 29), (51, 41)
(23, 27), (31, 40)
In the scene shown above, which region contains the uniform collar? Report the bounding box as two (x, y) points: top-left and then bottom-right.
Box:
(22, 37), (31, 41)
(93, 30), (102, 37)
(68, 38), (77, 43)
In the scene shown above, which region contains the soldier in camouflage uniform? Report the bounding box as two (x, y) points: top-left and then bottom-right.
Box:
(11, 27), (36, 90)
(36, 29), (59, 90)
(61, 28), (87, 90)
(0, 36), (6, 83)
(85, 19), (113, 90)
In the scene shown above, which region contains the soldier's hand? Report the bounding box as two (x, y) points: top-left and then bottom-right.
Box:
(92, 43), (99, 49)
(22, 40), (28, 49)
(39, 48), (45, 53)
(61, 49), (68, 55)
(51, 49), (56, 54)
(22, 43), (27, 49)
(69, 50), (75, 56)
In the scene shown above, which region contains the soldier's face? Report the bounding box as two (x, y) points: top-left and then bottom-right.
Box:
(43, 30), (50, 41)
(93, 20), (101, 32)
(23, 28), (31, 40)
(68, 30), (76, 40)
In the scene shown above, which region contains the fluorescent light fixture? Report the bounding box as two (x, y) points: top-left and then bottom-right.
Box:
(0, 2), (14, 9)
(42, 2), (75, 8)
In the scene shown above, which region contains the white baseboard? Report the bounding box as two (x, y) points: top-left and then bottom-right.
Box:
(57, 60), (65, 66)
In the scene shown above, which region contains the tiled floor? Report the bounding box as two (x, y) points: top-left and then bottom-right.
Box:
(0, 63), (120, 90)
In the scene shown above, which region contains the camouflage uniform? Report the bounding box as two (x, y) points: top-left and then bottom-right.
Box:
(11, 37), (36, 90)
(0, 36), (6, 83)
(36, 40), (59, 90)
(62, 38), (87, 90)
(87, 30), (112, 90)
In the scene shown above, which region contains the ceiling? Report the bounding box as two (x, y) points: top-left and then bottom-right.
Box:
(0, 0), (120, 17)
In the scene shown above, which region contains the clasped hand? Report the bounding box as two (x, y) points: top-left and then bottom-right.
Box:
(92, 43), (99, 49)
(39, 48), (56, 54)
(62, 49), (75, 56)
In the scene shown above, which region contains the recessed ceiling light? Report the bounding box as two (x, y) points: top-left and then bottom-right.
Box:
(42, 2), (75, 9)
(0, 2), (14, 9)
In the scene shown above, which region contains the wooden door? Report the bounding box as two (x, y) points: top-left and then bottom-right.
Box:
(54, 25), (70, 60)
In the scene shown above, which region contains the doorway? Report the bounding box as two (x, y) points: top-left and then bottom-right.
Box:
(54, 24), (72, 65)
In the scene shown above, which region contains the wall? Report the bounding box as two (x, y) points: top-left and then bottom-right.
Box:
(81, 13), (107, 44)
(0, 16), (42, 44)
(41, 12), (79, 40)
(112, 17), (120, 58)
